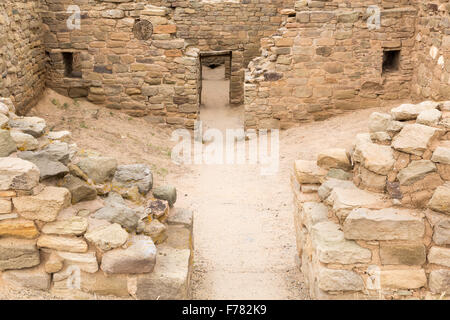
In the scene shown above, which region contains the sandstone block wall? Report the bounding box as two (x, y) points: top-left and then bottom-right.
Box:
(411, 0), (450, 101)
(0, 98), (194, 299)
(39, 0), (200, 128)
(0, 0), (46, 115)
(292, 100), (450, 299)
(245, 1), (418, 129)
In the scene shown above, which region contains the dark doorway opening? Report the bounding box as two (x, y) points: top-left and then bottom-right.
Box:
(382, 50), (400, 73)
(62, 52), (82, 78)
(199, 51), (232, 107)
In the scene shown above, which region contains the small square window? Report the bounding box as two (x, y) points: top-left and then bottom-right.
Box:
(382, 50), (400, 73)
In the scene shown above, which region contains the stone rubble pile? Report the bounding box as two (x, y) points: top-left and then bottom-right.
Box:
(0, 98), (193, 299)
(292, 100), (450, 299)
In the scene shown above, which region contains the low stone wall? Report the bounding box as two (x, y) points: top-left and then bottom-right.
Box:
(0, 0), (46, 115)
(0, 98), (193, 299)
(292, 100), (450, 299)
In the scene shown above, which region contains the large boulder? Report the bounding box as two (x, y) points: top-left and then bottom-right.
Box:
(112, 164), (153, 195)
(13, 186), (71, 222)
(9, 116), (46, 137)
(0, 157), (40, 191)
(77, 156), (118, 184)
(100, 235), (157, 274)
(0, 238), (40, 271)
(0, 130), (17, 157)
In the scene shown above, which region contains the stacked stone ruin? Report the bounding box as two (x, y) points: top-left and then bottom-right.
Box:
(0, 98), (193, 299)
(292, 100), (450, 299)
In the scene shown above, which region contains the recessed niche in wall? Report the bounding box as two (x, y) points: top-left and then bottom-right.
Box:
(62, 52), (82, 78)
(382, 50), (400, 73)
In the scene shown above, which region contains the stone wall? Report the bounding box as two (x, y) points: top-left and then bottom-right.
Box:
(292, 100), (450, 299)
(411, 0), (450, 101)
(39, 0), (200, 128)
(0, 0), (46, 115)
(245, 1), (418, 129)
(0, 98), (193, 299)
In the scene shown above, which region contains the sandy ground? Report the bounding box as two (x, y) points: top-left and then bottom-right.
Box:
(0, 66), (392, 300)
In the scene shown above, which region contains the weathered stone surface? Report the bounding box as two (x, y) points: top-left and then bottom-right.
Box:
(60, 175), (97, 204)
(317, 268), (364, 292)
(0, 199), (11, 214)
(317, 148), (351, 170)
(2, 265), (51, 290)
(326, 168), (352, 180)
(133, 245), (191, 300)
(9, 117), (46, 137)
(37, 235), (88, 253)
(380, 242), (426, 265)
(39, 141), (71, 165)
(167, 208), (193, 229)
(56, 251), (98, 273)
(429, 270), (450, 293)
(431, 147), (450, 165)
(17, 152), (69, 180)
(380, 269), (427, 289)
(101, 235), (156, 274)
(0, 218), (39, 239)
(343, 208), (424, 241)
(317, 178), (356, 200)
(397, 160), (436, 186)
(13, 186), (71, 222)
(357, 166), (386, 192)
(417, 108), (442, 126)
(93, 192), (142, 231)
(152, 185), (177, 207)
(10, 131), (39, 151)
(311, 221), (372, 264)
(368, 112), (393, 132)
(145, 199), (169, 220)
(143, 219), (167, 244)
(84, 223), (128, 251)
(41, 216), (88, 236)
(44, 252), (63, 273)
(0, 130), (17, 157)
(165, 225), (191, 250)
(79, 271), (129, 297)
(47, 130), (71, 142)
(391, 102), (437, 120)
(326, 187), (384, 219)
(433, 218), (450, 245)
(301, 202), (328, 231)
(428, 246), (450, 267)
(294, 160), (327, 184)
(428, 184), (450, 214)
(0, 113), (8, 129)
(78, 156), (118, 184)
(356, 142), (395, 175)
(0, 238), (40, 270)
(112, 164), (153, 195)
(392, 124), (439, 156)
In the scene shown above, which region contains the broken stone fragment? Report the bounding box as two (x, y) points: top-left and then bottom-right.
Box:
(152, 185), (177, 207)
(10, 130), (39, 151)
(100, 235), (157, 274)
(41, 216), (88, 236)
(44, 252), (64, 273)
(428, 246), (450, 267)
(429, 269), (450, 293)
(416, 108), (442, 126)
(391, 102), (438, 121)
(431, 146), (450, 165)
(143, 219), (167, 244)
(433, 218), (450, 245)
(294, 160), (327, 184)
(145, 199), (169, 220)
(355, 142), (395, 175)
(17, 152), (69, 180)
(397, 160), (436, 186)
(317, 268), (364, 292)
(56, 251), (99, 273)
(37, 235), (88, 253)
(47, 130), (72, 142)
(392, 124), (439, 156)
(428, 184), (450, 214)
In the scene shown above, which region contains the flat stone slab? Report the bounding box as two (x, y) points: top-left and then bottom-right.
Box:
(343, 208), (425, 241)
(294, 160), (327, 184)
(429, 269), (450, 293)
(397, 160), (436, 186)
(428, 184), (450, 214)
(316, 148), (351, 170)
(84, 223), (129, 251)
(428, 246), (450, 268)
(0, 238), (40, 271)
(317, 178), (356, 200)
(167, 207), (193, 229)
(380, 269), (427, 290)
(37, 235), (88, 253)
(392, 123), (439, 156)
(0, 218), (39, 239)
(2, 265), (51, 290)
(41, 216), (88, 236)
(380, 242), (426, 265)
(432, 146), (450, 165)
(317, 267), (364, 292)
(300, 202), (328, 231)
(56, 251), (99, 274)
(356, 142), (395, 175)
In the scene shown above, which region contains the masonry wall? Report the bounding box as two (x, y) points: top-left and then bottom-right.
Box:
(245, 1), (418, 129)
(0, 0), (46, 115)
(39, 0), (200, 128)
(411, 0), (450, 101)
